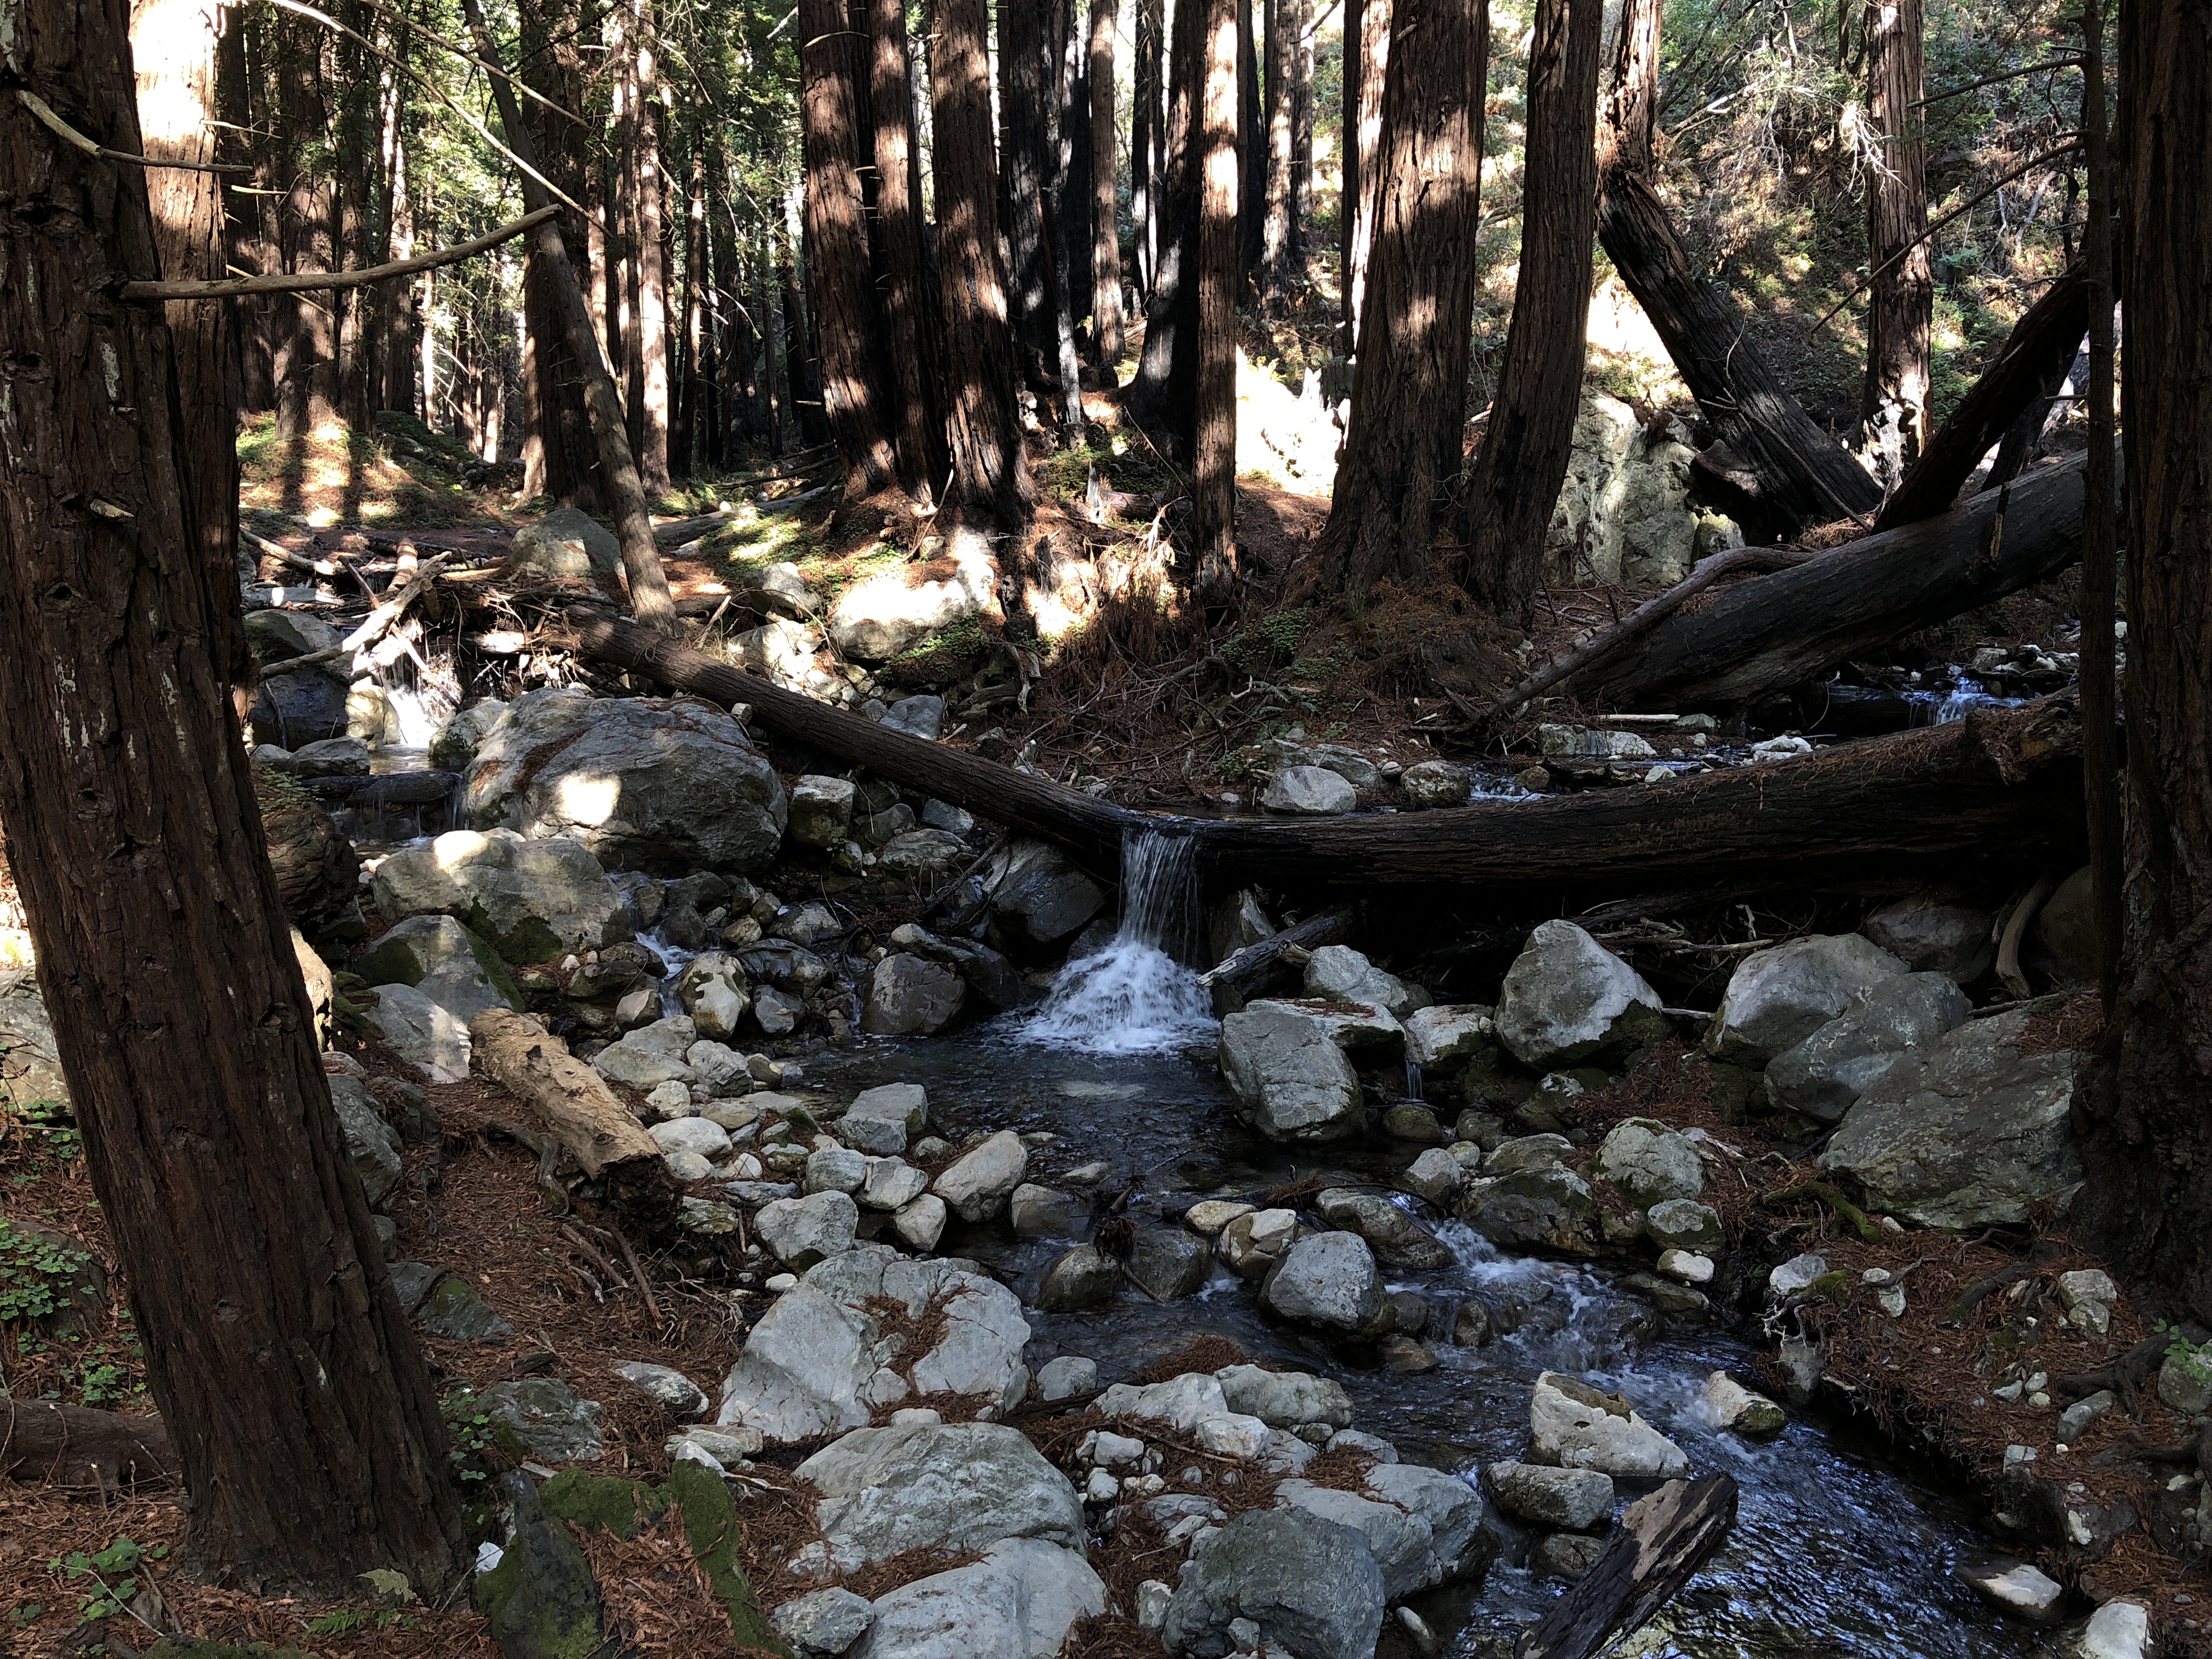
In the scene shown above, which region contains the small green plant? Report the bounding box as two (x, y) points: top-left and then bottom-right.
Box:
(2155, 1321), (2212, 1382)
(4, 1097), (80, 1173)
(49, 1536), (165, 1624)
(0, 1218), (93, 1323)
(443, 1389), (501, 1483)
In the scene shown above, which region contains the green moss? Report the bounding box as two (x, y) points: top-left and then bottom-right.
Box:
(539, 1470), (668, 1541)
(142, 1640), (319, 1658)
(664, 1460), (789, 1654)
(1806, 1269), (1852, 1307)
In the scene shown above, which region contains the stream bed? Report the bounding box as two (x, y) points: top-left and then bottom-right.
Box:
(803, 1007), (2061, 1658)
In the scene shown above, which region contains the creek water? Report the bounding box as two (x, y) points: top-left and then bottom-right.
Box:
(799, 828), (2061, 1658)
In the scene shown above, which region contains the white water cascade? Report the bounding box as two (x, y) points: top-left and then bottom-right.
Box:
(1012, 828), (1216, 1055)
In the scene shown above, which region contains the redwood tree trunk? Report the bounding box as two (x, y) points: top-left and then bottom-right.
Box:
(799, 0), (900, 494)
(1313, 0), (1489, 591)
(1190, 0), (1241, 597)
(1089, 0), (1127, 369)
(871, 0), (951, 499)
(1000, 0), (1059, 395)
(1237, 0), (1263, 280)
(1260, 0), (1294, 304)
(1046, 0), (1088, 419)
(2073, 0), (2212, 1318)
(631, 3), (674, 493)
(931, 0), (1035, 524)
(1125, 0), (1204, 452)
(1459, 0), (1603, 625)
(520, 0), (601, 507)
(1135, 0), (1164, 294)
(1339, 0), (1392, 356)
(274, 14), (338, 438)
(1858, 0), (1933, 489)
(1597, 0), (1881, 533)
(0, 0), (465, 1592)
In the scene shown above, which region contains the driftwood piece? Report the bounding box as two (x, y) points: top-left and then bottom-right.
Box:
(575, 611), (2087, 899)
(469, 1008), (678, 1234)
(1195, 907), (1358, 1015)
(1874, 264), (2092, 531)
(1517, 1475), (1740, 1659)
(1553, 454), (2093, 711)
(1, 1398), (179, 1489)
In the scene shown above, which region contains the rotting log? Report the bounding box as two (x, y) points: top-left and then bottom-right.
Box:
(1552, 454), (2095, 712)
(469, 1008), (678, 1235)
(1197, 906), (1358, 1014)
(1, 1398), (179, 1489)
(1516, 1475), (1740, 1659)
(575, 611), (2086, 900)
(1874, 264), (2092, 531)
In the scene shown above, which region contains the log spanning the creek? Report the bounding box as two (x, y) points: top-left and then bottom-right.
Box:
(575, 611), (2086, 899)
(1516, 1475), (1740, 1659)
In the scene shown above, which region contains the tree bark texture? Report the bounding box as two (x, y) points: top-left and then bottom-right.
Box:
(931, 0), (1035, 524)
(273, 13), (338, 438)
(1191, 0), (1243, 597)
(799, 0), (900, 498)
(0, 0), (466, 1593)
(1313, 0), (1489, 592)
(519, 0), (602, 508)
(1000, 0), (1058, 393)
(674, 137), (707, 475)
(1873, 263), (2090, 531)
(1261, 0), (1295, 302)
(1857, 0), (1932, 490)
(1597, 0), (1881, 533)
(578, 614), (2087, 902)
(1553, 454), (2096, 710)
(1089, 0), (1127, 368)
(1339, 0), (1393, 355)
(1237, 0), (1264, 280)
(1517, 1479), (1740, 1659)
(868, 0), (950, 501)
(630, 5), (673, 494)
(1459, 0), (1602, 626)
(2072, 0), (2212, 1320)
(1046, 0), (1088, 419)
(464, 0), (676, 626)
(130, 0), (249, 708)
(1125, 0), (1204, 453)
(1135, 0), (1164, 294)
(1289, 0), (1312, 238)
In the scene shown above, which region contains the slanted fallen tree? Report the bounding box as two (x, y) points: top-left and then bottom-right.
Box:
(1545, 453), (2094, 712)
(574, 611), (2086, 902)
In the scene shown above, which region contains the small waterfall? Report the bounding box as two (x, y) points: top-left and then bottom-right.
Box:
(1013, 828), (1215, 1054)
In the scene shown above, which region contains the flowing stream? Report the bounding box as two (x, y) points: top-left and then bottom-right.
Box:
(803, 829), (2060, 1657)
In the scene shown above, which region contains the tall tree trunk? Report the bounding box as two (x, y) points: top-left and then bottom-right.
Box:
(333, 0), (377, 433)
(274, 14), (338, 437)
(370, 43), (411, 415)
(520, 0), (600, 507)
(633, 1), (673, 493)
(1260, 0), (1294, 303)
(220, 7), (276, 411)
(780, 233), (834, 449)
(1237, 0), (1264, 281)
(1596, 0), (1881, 533)
(932, 0), (1036, 524)
(871, 0), (951, 500)
(1459, 0), (1602, 625)
(1191, 0), (1241, 597)
(1090, 0), (1127, 369)
(464, 0), (676, 624)
(1, 0), (466, 1592)
(610, 2), (641, 448)
(1135, 0), (1163, 294)
(1125, 0), (1204, 450)
(673, 134), (703, 477)
(1312, 0), (1489, 592)
(1063, 0), (1098, 358)
(131, 0), (249, 707)
(1046, 0), (1088, 418)
(760, 227), (789, 454)
(1858, 0), (1932, 490)
(1339, 0), (1391, 356)
(2073, 0), (2212, 1319)
(1289, 0), (1312, 249)
(798, 0), (900, 494)
(1000, 0), (1059, 396)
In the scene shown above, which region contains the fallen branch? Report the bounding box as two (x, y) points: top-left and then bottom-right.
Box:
(120, 206), (558, 300)
(276, 550), (461, 672)
(1516, 1475), (1740, 1659)
(15, 88), (246, 173)
(0, 1398), (180, 1489)
(1195, 907), (1359, 1015)
(1759, 1180), (1884, 1244)
(1995, 872), (2058, 1000)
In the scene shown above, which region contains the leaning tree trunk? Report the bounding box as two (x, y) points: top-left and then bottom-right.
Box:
(1312, 0), (1488, 592)
(798, 0), (900, 497)
(1598, 0), (1881, 535)
(1125, 0), (1204, 453)
(1338, 0), (1392, 356)
(870, 0), (950, 501)
(1189, 0), (1242, 599)
(1459, 0), (1602, 627)
(2072, 0), (2212, 1321)
(1089, 0), (1127, 369)
(932, 0), (1035, 525)
(0, 0), (466, 1593)
(1858, 0), (1933, 490)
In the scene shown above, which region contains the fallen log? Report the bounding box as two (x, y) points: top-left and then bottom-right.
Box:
(1551, 453), (2094, 711)
(469, 1008), (678, 1237)
(1516, 1475), (1740, 1659)
(575, 611), (2085, 901)
(1874, 264), (2092, 531)
(1, 1398), (179, 1489)
(1196, 906), (1358, 1015)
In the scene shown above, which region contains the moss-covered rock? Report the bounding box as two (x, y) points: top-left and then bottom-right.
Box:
(475, 1473), (605, 1659)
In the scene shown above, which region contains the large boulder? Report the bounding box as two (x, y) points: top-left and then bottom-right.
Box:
(675, 952), (749, 1042)
(1495, 921), (1666, 1069)
(365, 981), (472, 1082)
(1259, 1232), (1386, 1333)
(1302, 946), (1430, 1018)
(1161, 1508), (1386, 1659)
(1274, 1463), (1488, 1601)
(1487, 1463), (1615, 1531)
(1545, 390), (1718, 587)
(793, 1423), (1084, 1572)
(851, 1539), (1104, 1659)
(842, 1083), (928, 1155)
(1314, 1189), (1453, 1269)
(507, 507), (620, 580)
(353, 914), (521, 1022)
(754, 1192), (861, 1269)
(1705, 934), (1909, 1063)
(1403, 1005), (1494, 1071)
(329, 1074), (402, 1205)
(0, 971), (69, 1109)
(1592, 1118), (1703, 1206)
(1261, 766), (1357, 816)
(1764, 972), (1974, 1122)
(988, 840), (1108, 949)
(861, 954), (966, 1036)
(1218, 1003), (1363, 1142)
(788, 776), (857, 848)
(1862, 894), (1997, 984)
(1817, 1008), (2084, 1228)
(464, 688), (787, 875)
(827, 534), (996, 662)
(591, 1015), (698, 1088)
(1529, 1372), (1688, 1479)
(249, 665), (349, 748)
(1454, 1166), (1602, 1257)
(933, 1130), (1030, 1222)
(429, 699), (508, 772)
(1215, 1365), (1355, 1430)
(372, 828), (630, 963)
